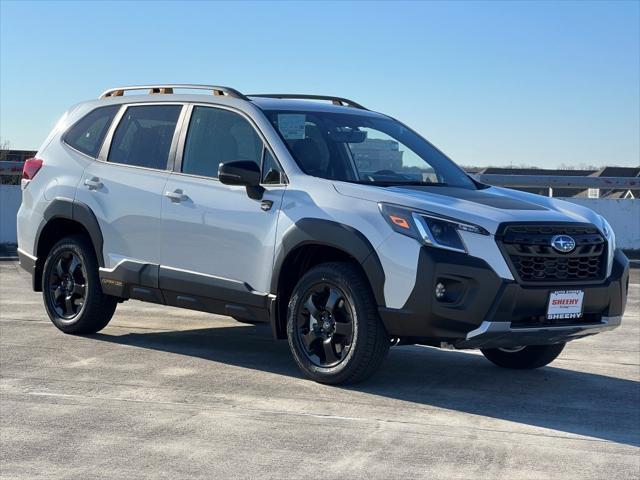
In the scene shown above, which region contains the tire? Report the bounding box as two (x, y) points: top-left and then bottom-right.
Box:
(42, 235), (117, 334)
(480, 343), (566, 369)
(287, 262), (389, 385)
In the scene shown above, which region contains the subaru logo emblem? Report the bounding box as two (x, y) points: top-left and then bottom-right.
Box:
(551, 235), (576, 253)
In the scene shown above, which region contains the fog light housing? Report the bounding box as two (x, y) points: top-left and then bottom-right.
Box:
(434, 278), (466, 304)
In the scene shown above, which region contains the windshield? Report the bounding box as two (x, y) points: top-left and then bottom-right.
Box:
(265, 109), (476, 188)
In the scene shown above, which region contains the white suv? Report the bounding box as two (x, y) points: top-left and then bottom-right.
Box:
(17, 84), (629, 384)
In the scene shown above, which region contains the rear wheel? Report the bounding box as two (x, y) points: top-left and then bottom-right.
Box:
(42, 235), (117, 334)
(481, 343), (565, 369)
(287, 262), (389, 385)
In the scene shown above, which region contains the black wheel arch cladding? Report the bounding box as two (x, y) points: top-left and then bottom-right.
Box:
(34, 198), (106, 287)
(268, 218), (386, 340)
(271, 218), (386, 305)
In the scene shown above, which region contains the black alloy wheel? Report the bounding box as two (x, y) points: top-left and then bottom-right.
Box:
(296, 282), (355, 367)
(47, 250), (87, 320)
(42, 235), (118, 334)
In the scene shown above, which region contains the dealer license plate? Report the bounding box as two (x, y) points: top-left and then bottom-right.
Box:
(547, 290), (584, 320)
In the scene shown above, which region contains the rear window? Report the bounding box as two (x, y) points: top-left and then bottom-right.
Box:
(108, 105), (182, 170)
(63, 105), (120, 157)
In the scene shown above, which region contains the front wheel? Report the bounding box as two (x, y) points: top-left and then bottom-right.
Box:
(481, 343), (566, 369)
(287, 262), (389, 385)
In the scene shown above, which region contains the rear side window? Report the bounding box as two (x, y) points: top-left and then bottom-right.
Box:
(182, 106), (263, 178)
(108, 105), (182, 169)
(63, 105), (120, 157)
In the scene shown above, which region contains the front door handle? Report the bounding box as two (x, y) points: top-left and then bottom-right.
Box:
(164, 189), (188, 203)
(84, 177), (103, 190)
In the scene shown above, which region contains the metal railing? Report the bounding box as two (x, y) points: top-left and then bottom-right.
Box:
(471, 174), (639, 198)
(474, 174), (639, 191)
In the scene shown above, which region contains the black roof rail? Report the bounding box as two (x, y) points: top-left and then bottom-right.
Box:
(100, 84), (249, 100)
(249, 94), (367, 110)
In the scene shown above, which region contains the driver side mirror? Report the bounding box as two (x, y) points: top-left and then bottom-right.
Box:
(218, 161), (261, 187)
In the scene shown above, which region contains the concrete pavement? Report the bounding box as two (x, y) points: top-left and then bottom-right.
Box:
(1, 261), (638, 479)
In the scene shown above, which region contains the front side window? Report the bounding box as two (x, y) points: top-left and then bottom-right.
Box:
(265, 110), (476, 189)
(63, 105), (120, 157)
(108, 105), (182, 169)
(182, 106), (263, 178)
(262, 149), (283, 184)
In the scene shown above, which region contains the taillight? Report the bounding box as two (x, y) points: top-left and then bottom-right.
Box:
(22, 158), (44, 180)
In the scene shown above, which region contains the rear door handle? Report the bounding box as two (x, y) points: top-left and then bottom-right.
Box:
(164, 189), (188, 203)
(84, 177), (103, 190)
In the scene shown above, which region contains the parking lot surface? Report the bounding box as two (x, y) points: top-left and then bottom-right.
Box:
(1, 261), (638, 479)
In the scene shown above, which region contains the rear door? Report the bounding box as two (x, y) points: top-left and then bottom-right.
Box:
(159, 104), (286, 317)
(75, 103), (185, 270)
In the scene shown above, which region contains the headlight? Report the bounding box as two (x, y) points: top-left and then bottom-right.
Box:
(379, 203), (489, 253)
(600, 216), (615, 247)
(600, 215), (615, 278)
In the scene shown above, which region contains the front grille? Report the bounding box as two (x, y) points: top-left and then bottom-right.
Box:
(497, 224), (606, 284)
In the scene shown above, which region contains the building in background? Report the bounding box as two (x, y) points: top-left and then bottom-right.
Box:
(0, 149), (37, 162)
(0, 150), (37, 185)
(579, 167), (640, 199)
(465, 166), (640, 198)
(349, 138), (403, 172)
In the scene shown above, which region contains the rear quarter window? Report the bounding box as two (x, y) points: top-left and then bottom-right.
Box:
(63, 105), (120, 157)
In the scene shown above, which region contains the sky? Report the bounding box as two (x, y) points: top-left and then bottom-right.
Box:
(1, 0), (639, 168)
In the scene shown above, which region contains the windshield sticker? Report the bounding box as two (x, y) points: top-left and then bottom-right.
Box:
(278, 114), (306, 140)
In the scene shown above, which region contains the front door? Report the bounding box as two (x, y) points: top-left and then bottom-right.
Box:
(159, 105), (286, 317)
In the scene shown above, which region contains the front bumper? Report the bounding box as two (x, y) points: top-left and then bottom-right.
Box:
(378, 247), (629, 349)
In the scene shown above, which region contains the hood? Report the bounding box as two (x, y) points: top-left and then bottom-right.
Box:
(333, 182), (604, 235)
